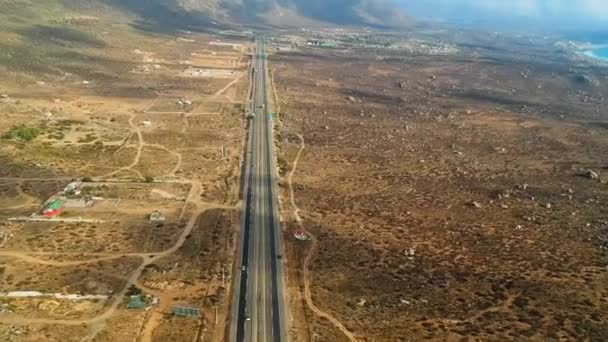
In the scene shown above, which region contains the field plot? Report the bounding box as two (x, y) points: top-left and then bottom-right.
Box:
(272, 34), (608, 341)
(96, 309), (147, 341)
(190, 53), (247, 69)
(0, 256), (140, 294)
(0, 180), (64, 215)
(3, 182), (190, 253)
(144, 98), (224, 114)
(0, 256), (141, 320)
(137, 209), (237, 341)
(0, 323), (90, 342)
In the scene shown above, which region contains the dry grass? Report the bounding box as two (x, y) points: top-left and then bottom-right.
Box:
(273, 38), (608, 341)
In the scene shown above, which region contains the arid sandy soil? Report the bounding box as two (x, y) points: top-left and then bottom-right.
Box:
(0, 1), (250, 340)
(272, 35), (608, 341)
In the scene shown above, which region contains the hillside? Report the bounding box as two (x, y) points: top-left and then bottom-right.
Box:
(1, 0), (413, 89)
(56, 0), (407, 29)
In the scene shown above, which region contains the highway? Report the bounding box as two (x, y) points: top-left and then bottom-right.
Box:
(229, 37), (289, 342)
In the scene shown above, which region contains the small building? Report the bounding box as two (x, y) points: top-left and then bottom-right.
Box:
(63, 182), (82, 197)
(43, 199), (64, 218)
(173, 306), (200, 317)
(127, 295), (145, 309)
(149, 210), (165, 223)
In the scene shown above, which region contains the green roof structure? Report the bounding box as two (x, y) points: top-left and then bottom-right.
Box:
(127, 295), (145, 309)
(45, 199), (63, 210)
(173, 306), (200, 317)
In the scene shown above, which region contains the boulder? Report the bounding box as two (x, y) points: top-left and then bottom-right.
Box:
(467, 201), (483, 209)
(582, 169), (599, 180)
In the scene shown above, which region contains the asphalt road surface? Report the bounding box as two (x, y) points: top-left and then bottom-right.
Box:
(229, 37), (289, 342)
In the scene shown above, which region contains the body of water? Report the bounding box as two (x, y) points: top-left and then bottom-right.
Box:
(585, 46), (608, 60)
(592, 47), (608, 59)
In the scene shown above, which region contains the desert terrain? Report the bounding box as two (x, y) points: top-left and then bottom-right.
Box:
(0, 1), (250, 340)
(2, 0), (608, 340)
(271, 31), (608, 341)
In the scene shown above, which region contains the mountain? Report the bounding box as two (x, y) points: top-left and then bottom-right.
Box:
(94, 0), (408, 29)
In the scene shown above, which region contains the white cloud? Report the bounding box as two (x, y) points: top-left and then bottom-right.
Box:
(547, 0), (608, 19)
(400, 0), (608, 27)
(473, 0), (540, 17)
(462, 0), (608, 18)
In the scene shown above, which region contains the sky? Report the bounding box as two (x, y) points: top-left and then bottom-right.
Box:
(398, 0), (608, 32)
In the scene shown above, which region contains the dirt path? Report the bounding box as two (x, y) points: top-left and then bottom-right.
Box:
(0, 250), (129, 266)
(302, 239), (358, 342)
(0, 199), (225, 341)
(135, 282), (208, 342)
(178, 181), (199, 222)
(270, 65), (282, 120)
(180, 114), (189, 134)
(286, 134), (358, 342)
(0, 177), (71, 182)
(112, 131), (133, 156)
(138, 302), (164, 342)
(96, 113), (184, 181)
(82, 191), (233, 341)
(143, 143), (183, 178)
(288, 134), (306, 228)
(99, 114), (144, 180)
(134, 283), (169, 342)
(214, 74), (244, 96)
(79, 206), (207, 341)
(1, 181), (39, 210)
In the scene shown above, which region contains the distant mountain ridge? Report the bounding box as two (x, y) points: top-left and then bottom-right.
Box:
(95, 0), (408, 29)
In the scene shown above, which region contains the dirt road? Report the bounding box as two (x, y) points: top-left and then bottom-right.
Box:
(287, 133), (358, 342)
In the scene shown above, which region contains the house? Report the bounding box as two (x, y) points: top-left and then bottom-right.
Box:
(149, 210), (165, 223)
(127, 295), (145, 309)
(63, 182), (82, 197)
(43, 199), (64, 218)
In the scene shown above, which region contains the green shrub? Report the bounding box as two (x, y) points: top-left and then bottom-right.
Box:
(2, 125), (42, 142)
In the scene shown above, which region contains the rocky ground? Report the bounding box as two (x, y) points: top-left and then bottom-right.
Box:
(272, 33), (608, 341)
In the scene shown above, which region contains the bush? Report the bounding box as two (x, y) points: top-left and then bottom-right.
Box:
(144, 176), (154, 183)
(126, 285), (142, 296)
(2, 125), (42, 142)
